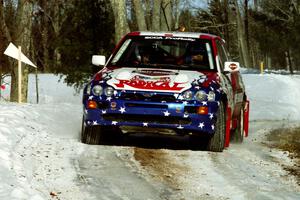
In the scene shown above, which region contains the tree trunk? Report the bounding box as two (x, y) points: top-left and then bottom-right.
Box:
(287, 49), (294, 75)
(144, 0), (152, 30)
(110, 0), (130, 43)
(132, 0), (147, 31)
(10, 0), (33, 102)
(39, 0), (50, 71)
(160, 0), (172, 31)
(173, 0), (180, 30)
(234, 0), (250, 68)
(152, 0), (161, 31)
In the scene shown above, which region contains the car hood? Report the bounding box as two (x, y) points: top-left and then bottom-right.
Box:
(103, 67), (213, 93)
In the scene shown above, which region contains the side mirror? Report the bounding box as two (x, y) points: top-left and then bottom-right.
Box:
(92, 55), (106, 66)
(224, 61), (240, 73)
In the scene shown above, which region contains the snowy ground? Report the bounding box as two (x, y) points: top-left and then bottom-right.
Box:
(0, 73), (300, 200)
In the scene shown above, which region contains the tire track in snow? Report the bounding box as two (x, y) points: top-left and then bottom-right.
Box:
(209, 121), (300, 200)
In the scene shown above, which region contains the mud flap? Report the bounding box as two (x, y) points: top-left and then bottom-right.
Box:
(225, 106), (231, 147)
(243, 100), (250, 137)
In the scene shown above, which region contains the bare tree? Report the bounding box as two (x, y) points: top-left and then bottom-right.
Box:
(13, 0), (33, 102)
(132, 0), (147, 30)
(232, 0), (251, 67)
(110, 0), (130, 43)
(152, 0), (161, 31)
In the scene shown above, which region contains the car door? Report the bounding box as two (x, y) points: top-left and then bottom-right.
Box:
(216, 40), (244, 117)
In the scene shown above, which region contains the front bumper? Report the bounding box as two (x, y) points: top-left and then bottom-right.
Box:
(83, 97), (220, 135)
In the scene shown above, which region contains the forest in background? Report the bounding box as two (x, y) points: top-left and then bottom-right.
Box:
(0, 0), (299, 102)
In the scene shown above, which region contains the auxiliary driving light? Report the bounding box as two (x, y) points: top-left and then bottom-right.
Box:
(92, 85), (103, 96)
(183, 90), (193, 100)
(105, 87), (114, 97)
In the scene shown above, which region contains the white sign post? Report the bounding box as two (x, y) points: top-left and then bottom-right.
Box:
(4, 42), (37, 103)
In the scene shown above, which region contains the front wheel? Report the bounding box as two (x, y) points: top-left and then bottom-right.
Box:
(81, 118), (103, 145)
(207, 102), (226, 152)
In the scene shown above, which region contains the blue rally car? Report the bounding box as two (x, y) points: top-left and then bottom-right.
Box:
(81, 31), (250, 152)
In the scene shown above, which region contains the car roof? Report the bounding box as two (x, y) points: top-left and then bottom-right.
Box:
(127, 31), (220, 40)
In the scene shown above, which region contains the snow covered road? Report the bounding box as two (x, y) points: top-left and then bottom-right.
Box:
(0, 73), (300, 199)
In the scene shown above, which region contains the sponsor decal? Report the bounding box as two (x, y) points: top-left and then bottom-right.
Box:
(114, 75), (185, 92)
(133, 69), (177, 76)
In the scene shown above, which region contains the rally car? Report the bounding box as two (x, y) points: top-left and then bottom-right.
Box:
(81, 31), (250, 152)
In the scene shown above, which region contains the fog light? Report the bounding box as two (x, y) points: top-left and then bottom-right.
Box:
(87, 101), (97, 109)
(197, 106), (208, 115)
(111, 102), (117, 108)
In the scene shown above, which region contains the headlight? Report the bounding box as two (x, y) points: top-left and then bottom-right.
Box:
(104, 86), (114, 96)
(207, 91), (215, 101)
(183, 90), (193, 100)
(92, 85), (103, 96)
(195, 90), (207, 101)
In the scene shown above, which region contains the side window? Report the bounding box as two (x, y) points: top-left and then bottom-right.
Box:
(216, 41), (228, 71)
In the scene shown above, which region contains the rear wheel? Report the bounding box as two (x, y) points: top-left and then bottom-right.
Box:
(207, 102), (226, 152)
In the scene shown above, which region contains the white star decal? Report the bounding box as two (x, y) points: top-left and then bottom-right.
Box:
(113, 90), (118, 96)
(177, 125), (184, 129)
(217, 101), (220, 106)
(163, 111), (170, 116)
(112, 121), (118, 125)
(182, 101), (188, 105)
(84, 109), (88, 114)
(195, 86), (200, 89)
(216, 89), (221, 93)
(106, 97), (112, 101)
(211, 125), (215, 130)
(209, 113), (214, 120)
(210, 87), (214, 91)
(198, 122), (205, 129)
(87, 121), (91, 125)
(183, 114), (189, 118)
(99, 80), (104, 83)
(119, 107), (126, 114)
(143, 122), (148, 127)
(202, 101), (208, 106)
(102, 110), (107, 114)
(178, 95), (184, 100)
(92, 121), (98, 125)
(161, 101), (166, 103)
(174, 94), (179, 98)
(88, 96), (94, 100)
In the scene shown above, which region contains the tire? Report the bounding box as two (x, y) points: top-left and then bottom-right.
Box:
(232, 108), (244, 143)
(81, 118), (103, 145)
(207, 102), (226, 152)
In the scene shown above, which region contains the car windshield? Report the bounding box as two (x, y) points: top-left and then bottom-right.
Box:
(110, 36), (215, 70)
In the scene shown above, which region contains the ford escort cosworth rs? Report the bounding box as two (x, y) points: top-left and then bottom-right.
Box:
(81, 31), (250, 152)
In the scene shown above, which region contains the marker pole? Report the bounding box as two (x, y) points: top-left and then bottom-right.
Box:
(18, 46), (22, 103)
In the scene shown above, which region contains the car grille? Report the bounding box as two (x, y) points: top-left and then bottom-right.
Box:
(103, 114), (191, 125)
(120, 93), (176, 102)
(125, 103), (168, 109)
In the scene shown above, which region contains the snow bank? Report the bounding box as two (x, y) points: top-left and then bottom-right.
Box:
(0, 74), (82, 199)
(1, 74), (81, 104)
(243, 74), (300, 121)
